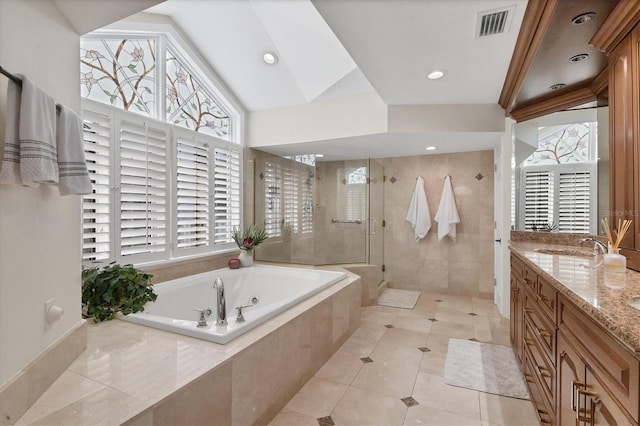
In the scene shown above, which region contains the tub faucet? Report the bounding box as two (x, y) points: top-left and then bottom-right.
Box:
(213, 277), (227, 326)
(579, 238), (608, 255)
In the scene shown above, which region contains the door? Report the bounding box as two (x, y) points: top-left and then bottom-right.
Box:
(584, 368), (632, 425)
(509, 272), (523, 364)
(494, 148), (503, 309)
(558, 333), (585, 426)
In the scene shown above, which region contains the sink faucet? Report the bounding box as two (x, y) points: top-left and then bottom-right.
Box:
(213, 277), (227, 326)
(579, 238), (608, 255)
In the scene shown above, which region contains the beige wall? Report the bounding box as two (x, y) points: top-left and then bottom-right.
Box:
(379, 150), (495, 298)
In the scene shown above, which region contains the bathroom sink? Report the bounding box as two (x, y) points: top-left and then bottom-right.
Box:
(628, 296), (640, 310)
(534, 248), (594, 257)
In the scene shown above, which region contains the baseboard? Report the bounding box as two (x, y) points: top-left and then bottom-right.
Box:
(0, 320), (87, 425)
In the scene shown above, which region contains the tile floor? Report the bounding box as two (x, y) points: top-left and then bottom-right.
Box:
(269, 292), (540, 426)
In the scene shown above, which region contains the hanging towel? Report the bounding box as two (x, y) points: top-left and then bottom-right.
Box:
(18, 75), (58, 186)
(435, 175), (460, 241)
(0, 79), (22, 184)
(56, 105), (92, 195)
(405, 176), (431, 241)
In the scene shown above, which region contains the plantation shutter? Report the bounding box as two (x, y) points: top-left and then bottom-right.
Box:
(176, 138), (210, 250)
(523, 170), (554, 231)
(117, 117), (168, 259)
(264, 160), (282, 237)
(300, 165), (314, 234)
(82, 108), (112, 262)
(213, 146), (241, 244)
(558, 171), (591, 233)
(283, 165), (299, 233)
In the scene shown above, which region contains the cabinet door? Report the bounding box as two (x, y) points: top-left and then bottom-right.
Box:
(557, 333), (585, 426)
(584, 368), (633, 426)
(510, 273), (523, 365)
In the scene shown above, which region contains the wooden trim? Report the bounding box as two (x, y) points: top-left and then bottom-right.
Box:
(499, 0), (559, 113)
(510, 86), (595, 122)
(590, 0), (640, 54)
(590, 67), (609, 96)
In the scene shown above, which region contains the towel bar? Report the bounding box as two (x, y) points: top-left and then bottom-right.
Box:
(331, 218), (362, 224)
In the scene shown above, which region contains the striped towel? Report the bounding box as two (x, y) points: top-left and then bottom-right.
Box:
(18, 75), (58, 185)
(56, 105), (92, 195)
(0, 79), (22, 184)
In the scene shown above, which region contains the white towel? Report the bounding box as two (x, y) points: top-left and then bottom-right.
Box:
(435, 175), (460, 241)
(0, 79), (22, 184)
(19, 75), (58, 186)
(56, 105), (92, 195)
(405, 176), (431, 241)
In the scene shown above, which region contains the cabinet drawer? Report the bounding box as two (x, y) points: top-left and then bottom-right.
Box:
(524, 291), (556, 362)
(524, 316), (556, 409)
(523, 264), (538, 294)
(537, 277), (557, 324)
(511, 254), (524, 278)
(523, 349), (554, 425)
(558, 296), (640, 421)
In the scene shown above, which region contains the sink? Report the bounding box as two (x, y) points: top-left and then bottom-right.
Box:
(628, 296), (640, 310)
(534, 248), (594, 257)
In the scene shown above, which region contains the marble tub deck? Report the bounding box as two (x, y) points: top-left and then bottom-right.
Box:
(15, 271), (361, 425)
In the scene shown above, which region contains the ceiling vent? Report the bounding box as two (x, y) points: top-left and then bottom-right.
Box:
(476, 5), (516, 38)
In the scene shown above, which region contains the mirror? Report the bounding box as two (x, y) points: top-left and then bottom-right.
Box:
(512, 101), (609, 236)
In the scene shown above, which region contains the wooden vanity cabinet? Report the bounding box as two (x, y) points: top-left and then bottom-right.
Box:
(510, 254), (525, 365)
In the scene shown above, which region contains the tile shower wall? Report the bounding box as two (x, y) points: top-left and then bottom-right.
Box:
(379, 150), (494, 298)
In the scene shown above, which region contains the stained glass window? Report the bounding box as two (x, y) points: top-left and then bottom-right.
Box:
(523, 122), (594, 165)
(166, 50), (230, 138)
(81, 38), (156, 117)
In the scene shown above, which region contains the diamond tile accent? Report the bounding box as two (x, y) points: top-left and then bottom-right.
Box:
(418, 347), (431, 352)
(468, 312), (478, 316)
(389, 176), (397, 183)
(476, 173), (484, 181)
(384, 324), (394, 328)
(259, 172), (264, 179)
(401, 396), (419, 407)
(428, 318), (438, 322)
(317, 416), (335, 426)
(360, 357), (373, 363)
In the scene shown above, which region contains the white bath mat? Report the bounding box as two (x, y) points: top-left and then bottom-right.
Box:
(377, 288), (421, 309)
(444, 338), (530, 400)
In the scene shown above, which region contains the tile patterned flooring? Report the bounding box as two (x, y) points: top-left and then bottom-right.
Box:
(270, 292), (540, 426)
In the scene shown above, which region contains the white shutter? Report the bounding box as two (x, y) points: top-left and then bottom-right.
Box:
(213, 145), (241, 244)
(300, 164), (314, 234)
(283, 165), (298, 233)
(558, 171), (591, 233)
(263, 160), (282, 237)
(176, 137), (210, 250)
(117, 117), (168, 259)
(82, 108), (112, 262)
(523, 170), (554, 231)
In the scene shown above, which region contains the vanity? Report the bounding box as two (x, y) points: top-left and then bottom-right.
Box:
(510, 234), (640, 425)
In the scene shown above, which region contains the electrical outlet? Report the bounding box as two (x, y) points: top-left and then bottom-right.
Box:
(45, 298), (54, 331)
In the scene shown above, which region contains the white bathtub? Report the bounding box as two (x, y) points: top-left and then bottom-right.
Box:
(119, 264), (347, 344)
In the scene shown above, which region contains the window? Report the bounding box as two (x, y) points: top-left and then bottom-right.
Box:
(343, 166), (367, 222)
(519, 122), (597, 233)
(81, 31), (241, 265)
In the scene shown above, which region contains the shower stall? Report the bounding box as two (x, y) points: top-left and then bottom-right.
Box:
(254, 153), (384, 275)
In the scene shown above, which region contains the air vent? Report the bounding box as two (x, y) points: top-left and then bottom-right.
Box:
(476, 5), (516, 39)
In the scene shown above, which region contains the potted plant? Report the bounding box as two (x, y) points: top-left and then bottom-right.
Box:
(81, 262), (157, 322)
(231, 224), (268, 266)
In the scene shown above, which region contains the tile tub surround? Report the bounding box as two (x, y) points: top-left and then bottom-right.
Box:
(16, 272), (360, 425)
(379, 151), (495, 298)
(510, 240), (640, 354)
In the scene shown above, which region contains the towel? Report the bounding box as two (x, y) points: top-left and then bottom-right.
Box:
(435, 175), (460, 241)
(0, 79), (22, 184)
(405, 176), (431, 241)
(19, 75), (58, 186)
(56, 105), (92, 195)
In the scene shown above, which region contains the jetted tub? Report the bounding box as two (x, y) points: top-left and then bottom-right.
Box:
(119, 264), (347, 344)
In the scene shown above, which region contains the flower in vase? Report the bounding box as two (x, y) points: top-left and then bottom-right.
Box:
(232, 225), (268, 252)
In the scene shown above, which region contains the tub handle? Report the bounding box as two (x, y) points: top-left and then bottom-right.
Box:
(235, 304), (253, 323)
(194, 307), (212, 328)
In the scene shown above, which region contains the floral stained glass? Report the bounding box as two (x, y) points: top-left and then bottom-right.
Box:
(81, 38), (156, 116)
(524, 122), (594, 166)
(166, 50), (230, 138)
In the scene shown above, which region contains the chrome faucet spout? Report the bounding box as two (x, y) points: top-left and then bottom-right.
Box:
(579, 238), (607, 255)
(213, 277), (227, 326)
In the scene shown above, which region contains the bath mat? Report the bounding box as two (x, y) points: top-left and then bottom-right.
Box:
(377, 288), (421, 309)
(444, 338), (530, 400)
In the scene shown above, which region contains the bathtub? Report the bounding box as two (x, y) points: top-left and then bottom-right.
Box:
(119, 264), (347, 344)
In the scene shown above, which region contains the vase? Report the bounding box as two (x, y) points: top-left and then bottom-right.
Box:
(238, 250), (254, 267)
(604, 243), (626, 273)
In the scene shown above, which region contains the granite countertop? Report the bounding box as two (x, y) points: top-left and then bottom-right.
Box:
(510, 240), (640, 355)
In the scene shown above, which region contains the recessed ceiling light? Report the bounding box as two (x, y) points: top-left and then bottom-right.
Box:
(263, 51), (279, 65)
(425, 146), (436, 151)
(426, 70), (445, 80)
(569, 53), (589, 63)
(315, 154), (324, 158)
(571, 12), (596, 25)
(549, 83), (566, 90)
